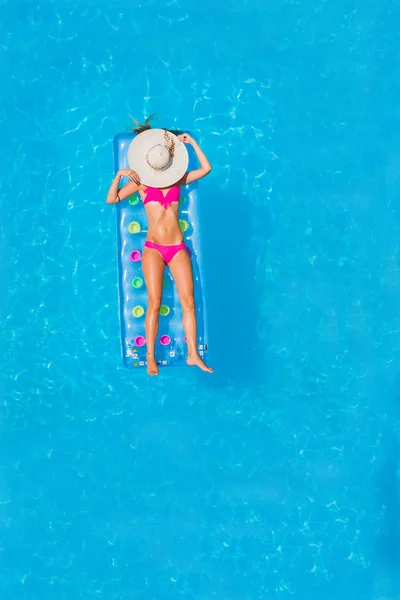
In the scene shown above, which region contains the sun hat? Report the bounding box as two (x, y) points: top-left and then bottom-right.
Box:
(127, 128), (189, 188)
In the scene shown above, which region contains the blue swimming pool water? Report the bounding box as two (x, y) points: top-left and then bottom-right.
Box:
(2, 1), (400, 598)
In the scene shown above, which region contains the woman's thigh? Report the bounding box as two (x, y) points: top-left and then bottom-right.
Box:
(168, 249), (194, 307)
(142, 247), (165, 304)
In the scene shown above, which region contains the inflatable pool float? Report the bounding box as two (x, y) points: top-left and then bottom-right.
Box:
(113, 133), (209, 369)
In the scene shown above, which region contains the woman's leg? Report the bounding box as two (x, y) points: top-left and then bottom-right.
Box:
(142, 246), (165, 376)
(169, 250), (213, 373)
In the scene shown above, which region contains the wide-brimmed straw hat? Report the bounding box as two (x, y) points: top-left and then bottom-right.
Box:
(127, 128), (189, 188)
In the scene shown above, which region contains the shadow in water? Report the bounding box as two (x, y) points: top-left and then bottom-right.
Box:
(374, 426), (400, 595)
(199, 187), (273, 387)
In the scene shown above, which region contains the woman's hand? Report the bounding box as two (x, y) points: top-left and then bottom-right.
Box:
(178, 133), (212, 185)
(178, 133), (194, 145)
(118, 169), (140, 184)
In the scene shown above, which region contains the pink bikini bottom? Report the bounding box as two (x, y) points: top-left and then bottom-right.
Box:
(144, 241), (191, 265)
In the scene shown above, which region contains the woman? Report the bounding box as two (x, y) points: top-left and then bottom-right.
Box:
(106, 122), (213, 376)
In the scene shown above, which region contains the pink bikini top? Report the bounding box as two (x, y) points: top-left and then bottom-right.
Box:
(143, 186), (180, 210)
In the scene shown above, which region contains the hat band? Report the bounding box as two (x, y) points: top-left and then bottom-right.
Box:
(145, 130), (175, 171)
(145, 146), (172, 171)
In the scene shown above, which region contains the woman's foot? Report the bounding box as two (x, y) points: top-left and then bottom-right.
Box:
(187, 353), (213, 373)
(146, 353), (159, 376)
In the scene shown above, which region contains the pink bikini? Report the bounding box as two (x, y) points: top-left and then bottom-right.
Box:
(143, 186), (190, 265)
(143, 185), (180, 210)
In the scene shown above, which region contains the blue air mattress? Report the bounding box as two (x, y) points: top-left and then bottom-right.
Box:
(113, 133), (209, 369)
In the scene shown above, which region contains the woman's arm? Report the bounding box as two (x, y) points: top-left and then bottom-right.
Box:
(106, 169), (141, 204)
(178, 134), (212, 185)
